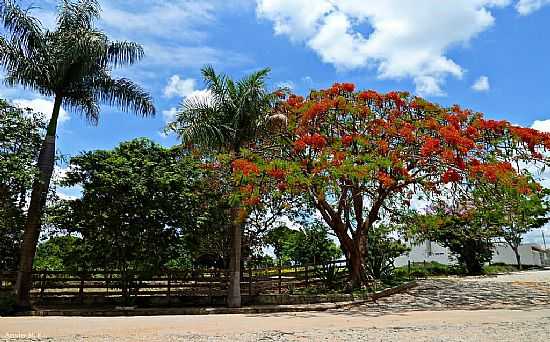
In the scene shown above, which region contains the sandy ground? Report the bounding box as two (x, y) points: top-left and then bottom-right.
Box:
(1, 270), (549, 341)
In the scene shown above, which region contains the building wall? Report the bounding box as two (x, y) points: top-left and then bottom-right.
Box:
(394, 241), (549, 267)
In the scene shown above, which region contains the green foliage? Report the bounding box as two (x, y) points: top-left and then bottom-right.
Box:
(33, 235), (83, 271)
(48, 138), (224, 272)
(0, 99), (44, 271)
(167, 65), (274, 152)
(406, 202), (499, 275)
(0, 292), (16, 315)
(365, 225), (409, 280)
(483, 264), (517, 274)
(266, 222), (342, 266)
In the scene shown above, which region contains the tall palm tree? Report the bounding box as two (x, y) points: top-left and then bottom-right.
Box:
(0, 0), (155, 308)
(169, 65), (273, 307)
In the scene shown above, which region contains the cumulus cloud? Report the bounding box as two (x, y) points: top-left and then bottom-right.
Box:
(13, 98), (70, 123)
(531, 119), (550, 132)
(515, 0), (550, 14)
(257, 0), (512, 96)
(162, 75), (212, 124)
(472, 76), (491, 92)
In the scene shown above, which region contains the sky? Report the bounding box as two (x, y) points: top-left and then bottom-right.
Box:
(2, 0), (550, 246)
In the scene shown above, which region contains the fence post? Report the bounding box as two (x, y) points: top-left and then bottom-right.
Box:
(408, 260), (411, 280)
(278, 261), (282, 294)
(79, 273), (84, 304)
(248, 263), (253, 296)
(40, 272), (46, 298)
(305, 264), (309, 289)
(167, 272), (171, 299)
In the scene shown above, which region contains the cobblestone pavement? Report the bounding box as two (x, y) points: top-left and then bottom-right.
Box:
(343, 277), (550, 316)
(2, 271), (550, 342)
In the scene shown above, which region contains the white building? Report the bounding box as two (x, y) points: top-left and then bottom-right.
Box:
(394, 241), (550, 267)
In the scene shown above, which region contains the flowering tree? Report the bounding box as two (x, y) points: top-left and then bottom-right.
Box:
(232, 83), (550, 287)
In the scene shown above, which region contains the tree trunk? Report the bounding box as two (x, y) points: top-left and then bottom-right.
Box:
(15, 95), (62, 309)
(227, 207), (242, 308)
(349, 248), (364, 288)
(462, 244), (484, 276)
(512, 247), (522, 270)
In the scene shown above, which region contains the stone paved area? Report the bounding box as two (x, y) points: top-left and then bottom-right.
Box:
(343, 277), (550, 316)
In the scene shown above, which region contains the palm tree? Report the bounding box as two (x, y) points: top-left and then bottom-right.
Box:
(0, 0), (155, 308)
(168, 65), (273, 307)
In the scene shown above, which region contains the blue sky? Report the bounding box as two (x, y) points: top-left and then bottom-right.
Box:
(3, 0), (550, 245)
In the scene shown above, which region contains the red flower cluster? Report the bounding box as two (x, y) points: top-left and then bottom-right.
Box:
(398, 123), (415, 143)
(510, 126), (550, 151)
(470, 162), (514, 182)
(420, 137), (440, 157)
(329, 83), (355, 95)
(296, 133), (327, 151)
(243, 196), (260, 206)
(438, 125), (475, 153)
(378, 171), (395, 187)
(342, 134), (354, 147)
(476, 119), (509, 133)
(442, 169), (462, 183)
(358, 90), (382, 103)
(287, 95), (305, 108)
(303, 99), (332, 122)
(232, 159), (260, 176)
(267, 168), (286, 179)
(378, 140), (389, 154)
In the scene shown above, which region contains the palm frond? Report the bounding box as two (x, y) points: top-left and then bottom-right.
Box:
(171, 95), (230, 148)
(0, 0), (44, 53)
(107, 41), (144, 67)
(63, 89), (99, 124)
(93, 76), (155, 116)
(57, 0), (100, 31)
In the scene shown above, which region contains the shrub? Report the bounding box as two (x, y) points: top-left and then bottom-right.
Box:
(0, 292), (16, 316)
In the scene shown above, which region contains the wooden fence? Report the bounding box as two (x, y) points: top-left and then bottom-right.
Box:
(0, 260), (349, 302)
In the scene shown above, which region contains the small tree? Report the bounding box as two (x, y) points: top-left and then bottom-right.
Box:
(474, 180), (550, 269)
(49, 139), (215, 273)
(365, 225), (409, 280)
(0, 100), (44, 271)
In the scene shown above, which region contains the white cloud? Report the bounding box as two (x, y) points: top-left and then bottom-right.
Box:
(164, 75), (198, 98)
(162, 107), (179, 123)
(277, 80), (295, 90)
(162, 75), (213, 124)
(472, 76), (491, 92)
(257, 0), (512, 96)
(515, 0), (550, 14)
(13, 98), (70, 124)
(531, 119), (550, 132)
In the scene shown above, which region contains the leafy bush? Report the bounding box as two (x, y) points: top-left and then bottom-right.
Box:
(0, 292), (16, 315)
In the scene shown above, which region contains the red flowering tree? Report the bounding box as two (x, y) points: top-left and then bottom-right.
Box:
(232, 83), (550, 287)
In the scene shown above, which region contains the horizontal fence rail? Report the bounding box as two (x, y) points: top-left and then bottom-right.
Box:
(0, 260), (350, 303)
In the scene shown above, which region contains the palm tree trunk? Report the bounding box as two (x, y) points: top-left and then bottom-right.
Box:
(227, 207), (242, 308)
(15, 95), (62, 309)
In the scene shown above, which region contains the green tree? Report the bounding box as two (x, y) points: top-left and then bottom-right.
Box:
(365, 225), (409, 280)
(168, 65), (274, 307)
(33, 235), (83, 271)
(49, 139), (213, 273)
(0, 0), (155, 307)
(0, 100), (44, 271)
(473, 180), (550, 269)
(408, 203), (499, 275)
(266, 223), (341, 266)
